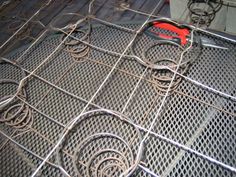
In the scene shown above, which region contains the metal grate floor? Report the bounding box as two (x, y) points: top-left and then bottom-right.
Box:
(0, 16), (236, 177)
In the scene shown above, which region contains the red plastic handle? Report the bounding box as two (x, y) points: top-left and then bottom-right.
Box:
(152, 22), (190, 45)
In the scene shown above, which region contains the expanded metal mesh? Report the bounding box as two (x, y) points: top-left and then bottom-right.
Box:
(0, 2), (236, 177)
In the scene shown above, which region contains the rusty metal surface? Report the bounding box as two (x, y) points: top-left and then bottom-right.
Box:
(0, 0), (236, 177)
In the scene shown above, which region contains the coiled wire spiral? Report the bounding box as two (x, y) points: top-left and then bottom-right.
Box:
(131, 19), (201, 96)
(142, 41), (189, 96)
(0, 60), (33, 131)
(187, 0), (222, 27)
(56, 109), (143, 177)
(60, 18), (91, 61)
(7, 17), (31, 40)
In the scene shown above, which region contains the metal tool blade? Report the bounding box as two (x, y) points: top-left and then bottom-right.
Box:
(200, 36), (228, 50)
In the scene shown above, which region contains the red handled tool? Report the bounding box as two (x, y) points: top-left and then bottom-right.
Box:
(152, 22), (190, 45)
(145, 20), (228, 50)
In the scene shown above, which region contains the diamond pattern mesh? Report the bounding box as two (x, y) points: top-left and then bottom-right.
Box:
(0, 21), (236, 177)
